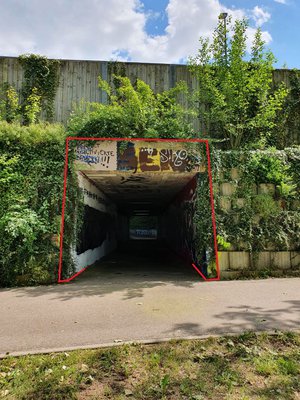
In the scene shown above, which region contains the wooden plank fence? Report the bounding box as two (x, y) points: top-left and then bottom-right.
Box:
(0, 56), (299, 143)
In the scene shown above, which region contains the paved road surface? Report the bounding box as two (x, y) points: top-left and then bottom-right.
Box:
(0, 245), (299, 357)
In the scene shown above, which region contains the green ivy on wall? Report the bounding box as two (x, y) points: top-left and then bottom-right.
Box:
(0, 122), (81, 286)
(0, 55), (60, 125)
(1, 120), (299, 286)
(210, 147), (300, 255)
(285, 70), (300, 147)
(18, 54), (60, 122)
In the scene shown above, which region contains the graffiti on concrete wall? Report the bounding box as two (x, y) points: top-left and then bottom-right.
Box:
(117, 142), (202, 172)
(117, 142), (138, 172)
(75, 141), (204, 173)
(80, 187), (107, 206)
(75, 142), (117, 170)
(160, 148), (188, 169)
(120, 175), (147, 184)
(138, 147), (160, 172)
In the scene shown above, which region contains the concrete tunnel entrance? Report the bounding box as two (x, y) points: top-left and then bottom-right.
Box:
(59, 139), (217, 282)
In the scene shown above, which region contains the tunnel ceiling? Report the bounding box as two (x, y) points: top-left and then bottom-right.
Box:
(75, 140), (205, 214)
(82, 171), (196, 214)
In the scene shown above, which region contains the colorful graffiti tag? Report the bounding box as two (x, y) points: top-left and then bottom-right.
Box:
(75, 141), (204, 173)
(118, 142), (203, 172)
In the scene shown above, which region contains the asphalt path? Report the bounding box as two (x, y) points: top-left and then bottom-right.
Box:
(0, 244), (299, 357)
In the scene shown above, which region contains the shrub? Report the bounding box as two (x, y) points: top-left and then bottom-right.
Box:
(0, 121), (78, 286)
(68, 76), (195, 139)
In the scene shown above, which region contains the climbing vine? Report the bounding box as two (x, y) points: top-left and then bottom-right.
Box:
(210, 147), (300, 255)
(18, 54), (60, 122)
(107, 61), (127, 90)
(0, 121), (81, 287)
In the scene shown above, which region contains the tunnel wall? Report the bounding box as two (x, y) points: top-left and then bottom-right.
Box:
(72, 172), (118, 271)
(117, 214), (129, 242)
(161, 176), (198, 264)
(73, 141), (204, 274)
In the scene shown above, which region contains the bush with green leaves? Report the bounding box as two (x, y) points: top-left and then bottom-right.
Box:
(68, 76), (195, 139)
(0, 121), (79, 286)
(0, 83), (20, 123)
(245, 150), (297, 199)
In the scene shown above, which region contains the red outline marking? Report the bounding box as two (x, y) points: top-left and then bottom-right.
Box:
(58, 266), (89, 283)
(192, 264), (220, 281)
(68, 137), (207, 143)
(58, 137), (220, 283)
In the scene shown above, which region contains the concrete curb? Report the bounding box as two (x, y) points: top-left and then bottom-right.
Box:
(1, 328), (299, 359)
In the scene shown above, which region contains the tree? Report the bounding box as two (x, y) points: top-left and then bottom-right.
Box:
(189, 17), (288, 149)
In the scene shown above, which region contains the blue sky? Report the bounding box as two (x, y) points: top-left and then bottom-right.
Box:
(0, 0), (299, 68)
(220, 0), (299, 68)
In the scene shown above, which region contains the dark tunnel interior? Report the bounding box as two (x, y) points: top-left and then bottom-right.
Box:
(73, 170), (202, 281)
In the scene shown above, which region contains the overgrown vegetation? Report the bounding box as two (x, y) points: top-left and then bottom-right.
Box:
(0, 84), (19, 123)
(68, 75), (194, 139)
(0, 54), (60, 125)
(1, 332), (299, 399)
(0, 122), (79, 286)
(0, 73), (197, 286)
(190, 146), (300, 278)
(189, 17), (289, 149)
(212, 147), (300, 254)
(285, 69), (300, 147)
(18, 54), (60, 122)
(130, 216), (157, 230)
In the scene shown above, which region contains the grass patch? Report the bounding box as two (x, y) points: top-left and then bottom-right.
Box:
(0, 332), (299, 399)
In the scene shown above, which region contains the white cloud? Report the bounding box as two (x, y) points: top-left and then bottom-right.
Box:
(274, 0), (287, 4)
(0, 0), (272, 63)
(129, 0), (272, 63)
(0, 0), (147, 60)
(252, 6), (271, 27)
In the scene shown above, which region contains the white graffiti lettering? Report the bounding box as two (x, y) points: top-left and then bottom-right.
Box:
(160, 149), (188, 166)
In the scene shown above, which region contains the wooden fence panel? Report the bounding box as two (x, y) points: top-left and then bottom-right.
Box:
(0, 56), (299, 144)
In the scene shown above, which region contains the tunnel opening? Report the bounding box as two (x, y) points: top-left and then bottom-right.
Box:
(129, 215), (158, 240)
(58, 139), (219, 282)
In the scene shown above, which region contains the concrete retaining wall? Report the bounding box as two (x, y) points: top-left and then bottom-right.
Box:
(216, 167), (300, 277)
(219, 251), (300, 270)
